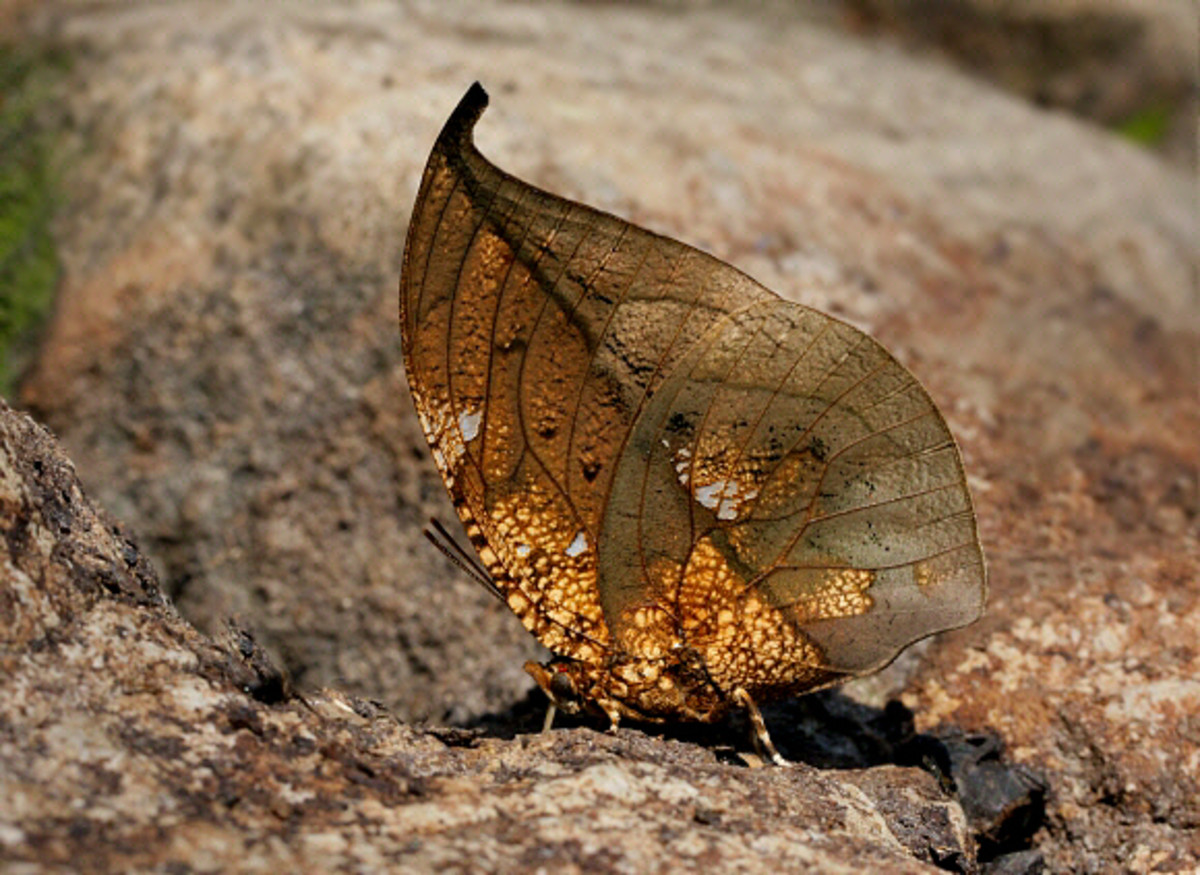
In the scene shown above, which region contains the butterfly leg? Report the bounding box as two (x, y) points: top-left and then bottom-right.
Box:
(732, 687), (788, 766)
(599, 699), (623, 734)
(541, 703), (558, 733)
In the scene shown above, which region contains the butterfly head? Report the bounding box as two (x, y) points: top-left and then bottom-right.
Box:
(524, 651), (737, 729)
(524, 658), (590, 717)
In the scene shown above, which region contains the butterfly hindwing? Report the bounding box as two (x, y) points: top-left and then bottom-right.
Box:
(601, 295), (985, 688)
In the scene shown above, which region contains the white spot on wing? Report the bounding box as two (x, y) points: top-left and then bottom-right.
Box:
(694, 481), (726, 510)
(565, 531), (588, 557)
(696, 479), (758, 521)
(515, 542), (531, 558)
(459, 409), (482, 442)
(672, 446), (693, 486)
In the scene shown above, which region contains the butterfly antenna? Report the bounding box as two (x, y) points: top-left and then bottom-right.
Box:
(424, 519), (505, 603)
(429, 518), (491, 580)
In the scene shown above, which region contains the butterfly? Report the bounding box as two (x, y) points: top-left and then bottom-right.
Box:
(399, 83), (986, 762)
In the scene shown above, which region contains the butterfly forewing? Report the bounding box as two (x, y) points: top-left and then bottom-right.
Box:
(400, 85), (768, 660)
(401, 83), (986, 707)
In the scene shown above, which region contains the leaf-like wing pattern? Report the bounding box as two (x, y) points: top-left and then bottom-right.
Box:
(400, 83), (986, 717)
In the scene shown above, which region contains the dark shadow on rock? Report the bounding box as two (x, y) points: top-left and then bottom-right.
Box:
(465, 686), (1049, 872)
(935, 730), (1048, 871)
(461, 686), (581, 740)
(768, 695), (1049, 872)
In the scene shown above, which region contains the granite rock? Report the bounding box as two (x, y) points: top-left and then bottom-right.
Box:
(2, 399), (979, 870)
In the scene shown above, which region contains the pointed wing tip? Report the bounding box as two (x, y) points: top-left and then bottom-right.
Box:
(437, 81), (490, 155)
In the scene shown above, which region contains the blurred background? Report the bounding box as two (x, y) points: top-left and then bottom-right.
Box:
(2, 0), (1196, 716)
(2, 4), (1197, 866)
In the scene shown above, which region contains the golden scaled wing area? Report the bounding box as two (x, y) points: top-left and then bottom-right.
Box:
(615, 537), (868, 697)
(399, 88), (619, 668)
(409, 393), (613, 665)
(486, 482), (611, 665)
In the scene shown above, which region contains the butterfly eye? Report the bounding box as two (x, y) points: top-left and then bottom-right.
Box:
(550, 668), (578, 702)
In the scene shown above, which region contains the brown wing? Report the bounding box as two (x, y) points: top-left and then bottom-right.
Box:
(399, 84), (771, 661)
(400, 83), (986, 687)
(599, 296), (987, 690)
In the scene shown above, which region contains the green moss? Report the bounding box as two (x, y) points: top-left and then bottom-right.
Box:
(1116, 102), (1172, 147)
(0, 43), (66, 399)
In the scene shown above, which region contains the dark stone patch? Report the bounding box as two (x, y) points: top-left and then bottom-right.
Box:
(932, 730), (1048, 865)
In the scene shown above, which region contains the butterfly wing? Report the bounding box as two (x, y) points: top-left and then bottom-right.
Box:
(400, 84), (772, 662)
(401, 84), (986, 693)
(599, 295), (986, 692)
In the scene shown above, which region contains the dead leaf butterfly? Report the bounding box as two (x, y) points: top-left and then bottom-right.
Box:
(399, 83), (986, 761)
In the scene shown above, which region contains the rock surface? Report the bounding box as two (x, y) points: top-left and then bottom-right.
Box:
(6, 1), (1199, 871)
(2, 399), (980, 871)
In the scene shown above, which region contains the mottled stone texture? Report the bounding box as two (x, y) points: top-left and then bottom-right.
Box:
(5, 1), (1198, 871)
(3, 400), (978, 870)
